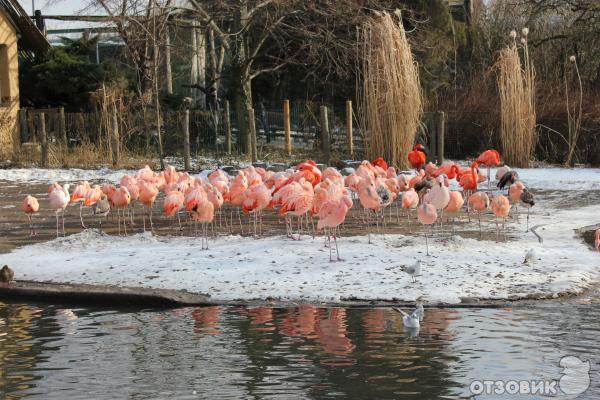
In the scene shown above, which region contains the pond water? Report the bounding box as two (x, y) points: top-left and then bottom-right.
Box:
(0, 302), (597, 399)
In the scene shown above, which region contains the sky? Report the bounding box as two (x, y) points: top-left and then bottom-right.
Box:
(17, 0), (105, 31)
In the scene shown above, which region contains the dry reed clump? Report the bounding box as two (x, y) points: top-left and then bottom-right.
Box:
(358, 11), (422, 169)
(497, 29), (536, 167)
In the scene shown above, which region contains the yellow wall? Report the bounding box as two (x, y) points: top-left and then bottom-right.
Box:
(0, 10), (20, 160)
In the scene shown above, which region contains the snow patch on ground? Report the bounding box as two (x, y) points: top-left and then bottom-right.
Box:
(1, 166), (600, 191)
(4, 205), (599, 304)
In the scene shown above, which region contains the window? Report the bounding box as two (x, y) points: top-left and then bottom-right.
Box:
(0, 44), (10, 106)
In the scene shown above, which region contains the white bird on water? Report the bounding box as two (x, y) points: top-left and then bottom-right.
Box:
(393, 306), (422, 329)
(523, 248), (537, 265)
(400, 260), (421, 283)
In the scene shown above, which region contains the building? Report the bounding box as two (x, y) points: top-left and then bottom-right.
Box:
(0, 0), (49, 160)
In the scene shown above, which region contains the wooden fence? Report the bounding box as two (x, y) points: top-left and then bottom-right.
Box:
(18, 102), (446, 168)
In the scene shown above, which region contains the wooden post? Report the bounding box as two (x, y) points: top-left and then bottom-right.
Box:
(39, 114), (48, 168)
(111, 107), (120, 166)
(183, 109), (191, 171)
(427, 113), (437, 163)
(224, 100), (232, 154)
(283, 99), (291, 156)
(190, 22), (198, 102)
(248, 108), (257, 162)
(59, 106), (67, 144)
(164, 25), (173, 95)
(436, 111), (445, 164)
(346, 100), (353, 156)
(319, 105), (330, 165)
(19, 109), (28, 142)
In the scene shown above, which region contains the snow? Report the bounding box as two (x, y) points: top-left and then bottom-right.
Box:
(2, 165), (600, 191)
(3, 204), (599, 304)
(0, 168), (135, 185)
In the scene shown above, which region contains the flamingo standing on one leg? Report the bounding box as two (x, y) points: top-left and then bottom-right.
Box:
(401, 188), (419, 232)
(491, 194), (510, 241)
(520, 188), (535, 232)
(49, 183), (70, 237)
(476, 149), (501, 191)
(70, 181), (91, 228)
(22, 195), (39, 236)
(427, 175), (450, 233)
(417, 201), (437, 256)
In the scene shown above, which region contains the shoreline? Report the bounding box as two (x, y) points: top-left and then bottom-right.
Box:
(0, 279), (593, 309)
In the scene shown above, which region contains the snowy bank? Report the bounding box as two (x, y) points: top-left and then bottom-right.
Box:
(2, 205), (599, 304)
(1, 166), (600, 191)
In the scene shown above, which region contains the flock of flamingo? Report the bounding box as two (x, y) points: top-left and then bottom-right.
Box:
(16, 145), (553, 261)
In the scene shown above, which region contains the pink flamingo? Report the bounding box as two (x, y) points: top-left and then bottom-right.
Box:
(121, 175), (140, 226)
(163, 189), (185, 231)
(357, 178), (382, 243)
(85, 185), (102, 207)
(476, 149), (501, 190)
(401, 188), (419, 231)
(427, 175), (450, 231)
(22, 195), (39, 236)
(242, 182), (272, 236)
(191, 198), (214, 249)
(444, 191), (464, 234)
(70, 181), (91, 228)
(112, 186), (131, 235)
(491, 194), (510, 240)
(595, 229), (600, 251)
(417, 201), (437, 256)
(138, 181), (159, 231)
(277, 178), (314, 239)
(317, 184), (352, 261)
(468, 191), (489, 237)
(49, 183), (70, 237)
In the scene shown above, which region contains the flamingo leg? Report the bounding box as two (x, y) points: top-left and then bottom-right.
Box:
(328, 233), (333, 262)
(238, 209), (244, 235)
(55, 212), (59, 237)
(478, 213), (482, 238)
(334, 234), (342, 261)
(123, 209), (128, 235)
(425, 228), (429, 256)
(526, 208), (530, 232)
(79, 203), (87, 229)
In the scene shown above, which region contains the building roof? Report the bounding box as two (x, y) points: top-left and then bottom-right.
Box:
(0, 0), (50, 56)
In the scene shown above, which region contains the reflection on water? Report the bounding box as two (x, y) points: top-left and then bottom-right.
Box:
(0, 302), (597, 399)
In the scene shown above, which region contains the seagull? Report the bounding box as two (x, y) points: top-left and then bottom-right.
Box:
(393, 307), (421, 329)
(400, 260), (421, 283)
(92, 194), (111, 231)
(523, 248), (537, 265)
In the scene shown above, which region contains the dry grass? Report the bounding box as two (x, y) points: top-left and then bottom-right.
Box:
(358, 11), (422, 169)
(497, 32), (536, 167)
